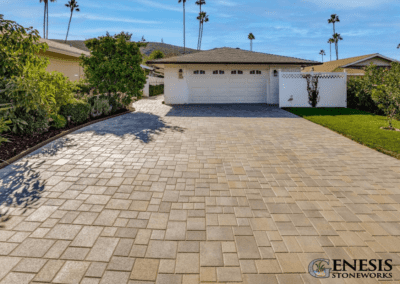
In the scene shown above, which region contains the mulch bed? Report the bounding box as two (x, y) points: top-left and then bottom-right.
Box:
(0, 108), (130, 164)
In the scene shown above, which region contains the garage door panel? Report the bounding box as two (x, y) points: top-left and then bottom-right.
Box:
(189, 72), (267, 104)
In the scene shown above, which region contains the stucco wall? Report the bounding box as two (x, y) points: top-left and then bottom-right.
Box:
(39, 53), (84, 82)
(164, 64), (301, 104)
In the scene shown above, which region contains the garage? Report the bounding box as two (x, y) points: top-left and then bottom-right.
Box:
(187, 68), (267, 103)
(147, 47), (319, 105)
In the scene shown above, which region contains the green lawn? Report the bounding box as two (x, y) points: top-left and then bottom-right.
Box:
(285, 108), (400, 159)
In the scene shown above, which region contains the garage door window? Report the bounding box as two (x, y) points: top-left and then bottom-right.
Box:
(256, 70), (262, 74)
(250, 70), (262, 75)
(194, 70), (206, 75)
(200, 70), (205, 74)
(238, 70), (243, 74)
(231, 70), (237, 74)
(193, 70), (199, 74)
(219, 70), (225, 74)
(231, 70), (243, 75)
(213, 70), (218, 74)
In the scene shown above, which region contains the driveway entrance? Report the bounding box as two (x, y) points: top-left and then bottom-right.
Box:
(0, 95), (399, 283)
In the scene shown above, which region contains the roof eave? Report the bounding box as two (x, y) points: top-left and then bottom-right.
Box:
(147, 61), (321, 66)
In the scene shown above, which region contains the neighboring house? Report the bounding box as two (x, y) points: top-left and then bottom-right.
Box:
(39, 38), (90, 81)
(147, 47), (320, 104)
(303, 53), (398, 78)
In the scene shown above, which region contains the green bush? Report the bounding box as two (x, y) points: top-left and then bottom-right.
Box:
(11, 107), (49, 135)
(50, 114), (67, 129)
(150, 84), (164, 97)
(91, 97), (111, 117)
(60, 100), (91, 124)
(346, 65), (385, 115)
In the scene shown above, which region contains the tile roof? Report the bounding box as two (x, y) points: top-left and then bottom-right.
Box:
(147, 47), (320, 65)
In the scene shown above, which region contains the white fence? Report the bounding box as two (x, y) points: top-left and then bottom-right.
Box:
(279, 72), (347, 108)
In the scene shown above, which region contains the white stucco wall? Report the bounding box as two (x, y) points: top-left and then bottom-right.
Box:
(164, 64), (301, 104)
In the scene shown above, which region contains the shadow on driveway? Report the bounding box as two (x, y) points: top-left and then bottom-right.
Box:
(165, 104), (300, 118)
(74, 112), (185, 143)
(0, 161), (46, 227)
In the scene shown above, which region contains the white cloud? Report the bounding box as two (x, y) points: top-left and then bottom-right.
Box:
(132, 0), (198, 13)
(50, 13), (160, 24)
(217, 0), (238, 7)
(301, 0), (396, 8)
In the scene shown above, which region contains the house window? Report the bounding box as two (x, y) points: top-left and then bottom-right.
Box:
(238, 70), (243, 74)
(231, 70), (237, 74)
(179, 69), (183, 79)
(219, 70), (225, 74)
(213, 70), (218, 74)
(273, 70), (278, 77)
(250, 70), (255, 74)
(256, 70), (262, 74)
(200, 70), (205, 74)
(193, 70), (199, 74)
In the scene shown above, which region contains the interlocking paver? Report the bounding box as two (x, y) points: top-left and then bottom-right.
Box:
(1, 96), (400, 282)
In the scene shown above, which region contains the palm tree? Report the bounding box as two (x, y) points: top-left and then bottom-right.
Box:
(178, 0), (187, 54)
(65, 0), (80, 43)
(328, 14), (340, 61)
(327, 38), (335, 61)
(397, 43), (400, 49)
(319, 50), (326, 62)
(248, 33), (255, 51)
(46, 0), (57, 39)
(196, 11), (209, 50)
(332, 33), (343, 60)
(195, 0), (206, 50)
(40, 0), (47, 38)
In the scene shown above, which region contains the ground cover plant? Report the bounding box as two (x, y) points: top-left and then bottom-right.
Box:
(285, 107), (400, 159)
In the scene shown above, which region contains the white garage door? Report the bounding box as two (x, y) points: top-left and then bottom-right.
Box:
(187, 69), (267, 103)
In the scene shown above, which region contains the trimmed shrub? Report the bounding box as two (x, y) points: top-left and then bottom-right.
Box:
(60, 100), (91, 124)
(12, 107), (49, 135)
(50, 114), (67, 129)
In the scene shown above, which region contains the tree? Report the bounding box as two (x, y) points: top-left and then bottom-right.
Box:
(332, 33), (343, 60)
(65, 0), (80, 43)
(328, 14), (340, 60)
(141, 35), (146, 42)
(80, 31), (147, 107)
(371, 62), (400, 130)
(178, 0), (187, 54)
(196, 11), (209, 50)
(0, 14), (49, 83)
(327, 38), (335, 61)
(319, 50), (326, 62)
(303, 74), (320, 107)
(397, 43), (400, 49)
(248, 33), (255, 51)
(195, 0), (206, 50)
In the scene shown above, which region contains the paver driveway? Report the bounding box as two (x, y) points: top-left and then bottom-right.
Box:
(1, 95), (400, 284)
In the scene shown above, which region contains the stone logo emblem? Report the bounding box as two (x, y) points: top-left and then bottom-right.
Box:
(309, 259), (330, 278)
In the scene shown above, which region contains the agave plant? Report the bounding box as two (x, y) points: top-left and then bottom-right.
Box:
(316, 261), (325, 272)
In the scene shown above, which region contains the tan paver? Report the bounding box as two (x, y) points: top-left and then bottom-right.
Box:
(1, 96), (400, 283)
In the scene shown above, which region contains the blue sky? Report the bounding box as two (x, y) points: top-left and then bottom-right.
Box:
(2, 0), (400, 62)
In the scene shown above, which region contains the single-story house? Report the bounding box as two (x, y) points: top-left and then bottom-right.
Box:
(147, 47), (320, 104)
(303, 53), (398, 77)
(39, 39), (90, 81)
